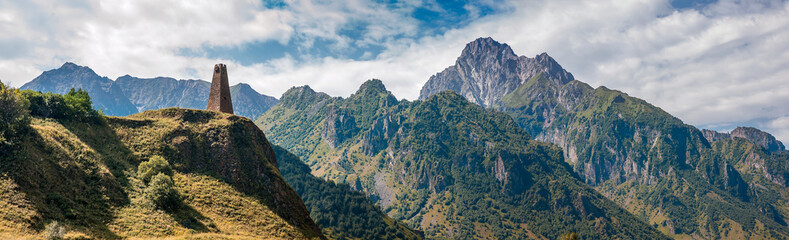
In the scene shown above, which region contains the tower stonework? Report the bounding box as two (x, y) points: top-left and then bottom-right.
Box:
(206, 63), (234, 114)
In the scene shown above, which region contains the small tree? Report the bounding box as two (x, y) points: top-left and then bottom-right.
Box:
(144, 173), (180, 210)
(137, 155), (172, 183)
(64, 88), (93, 118)
(44, 221), (66, 240)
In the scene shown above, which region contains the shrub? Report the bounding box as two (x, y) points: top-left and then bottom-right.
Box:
(143, 173), (180, 210)
(44, 221), (66, 240)
(560, 232), (578, 240)
(20, 90), (68, 119)
(19, 88), (101, 122)
(0, 81), (30, 154)
(137, 155), (172, 184)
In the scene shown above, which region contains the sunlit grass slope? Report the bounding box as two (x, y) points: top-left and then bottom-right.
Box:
(0, 108), (323, 239)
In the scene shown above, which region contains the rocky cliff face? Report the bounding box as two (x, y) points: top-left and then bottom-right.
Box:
(21, 62), (138, 116)
(418, 37), (574, 107)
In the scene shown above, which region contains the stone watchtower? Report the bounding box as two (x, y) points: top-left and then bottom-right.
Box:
(206, 63), (234, 114)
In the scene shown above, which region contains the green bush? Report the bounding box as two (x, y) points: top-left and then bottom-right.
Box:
(19, 88), (101, 122)
(20, 90), (68, 119)
(143, 173), (180, 210)
(137, 155), (172, 184)
(137, 156), (179, 210)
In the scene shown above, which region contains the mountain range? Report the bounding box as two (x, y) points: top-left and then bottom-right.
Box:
(5, 37), (789, 239)
(256, 80), (667, 239)
(420, 37), (789, 239)
(20, 62), (278, 119)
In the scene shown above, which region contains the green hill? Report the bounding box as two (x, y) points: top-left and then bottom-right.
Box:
(256, 80), (667, 239)
(0, 82), (323, 239)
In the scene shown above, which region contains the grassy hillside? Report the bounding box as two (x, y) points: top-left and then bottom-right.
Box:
(256, 80), (667, 239)
(0, 96), (323, 239)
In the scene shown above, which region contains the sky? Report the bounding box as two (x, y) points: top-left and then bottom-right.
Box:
(0, 0), (788, 143)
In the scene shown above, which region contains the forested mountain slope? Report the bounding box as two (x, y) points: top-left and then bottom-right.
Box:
(256, 80), (667, 239)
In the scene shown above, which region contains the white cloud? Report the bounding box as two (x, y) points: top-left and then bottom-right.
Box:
(0, 0), (417, 86)
(766, 116), (789, 145)
(1, 0), (788, 143)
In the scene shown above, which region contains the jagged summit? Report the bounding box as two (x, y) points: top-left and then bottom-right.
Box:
(60, 61), (82, 69)
(419, 37), (575, 107)
(458, 37), (518, 62)
(535, 52), (575, 84)
(49, 62), (99, 78)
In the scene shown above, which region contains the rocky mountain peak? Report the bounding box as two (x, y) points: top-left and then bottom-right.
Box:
(702, 127), (785, 152)
(233, 82), (254, 91)
(21, 62), (138, 116)
(534, 52), (575, 84)
(419, 37), (575, 107)
(48, 62), (100, 79)
(60, 61), (80, 69)
(732, 127), (786, 152)
(458, 37), (517, 62)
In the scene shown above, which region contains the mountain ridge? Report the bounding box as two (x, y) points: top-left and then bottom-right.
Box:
(21, 62), (138, 116)
(22, 63), (278, 119)
(703, 127), (786, 152)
